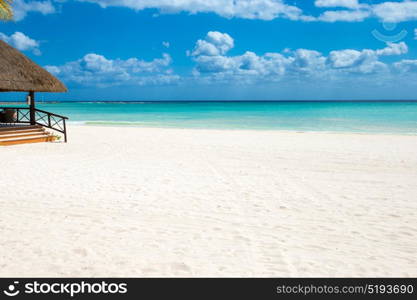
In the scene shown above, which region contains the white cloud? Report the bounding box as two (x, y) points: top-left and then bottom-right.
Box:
(79, 0), (306, 21)
(317, 9), (371, 22)
(0, 31), (41, 55)
(189, 31), (288, 78)
(78, 0), (417, 23)
(328, 49), (387, 74)
(315, 0), (361, 9)
(376, 42), (408, 56)
(315, 0), (417, 23)
(162, 41), (170, 48)
(372, 1), (417, 23)
(45, 53), (179, 87)
(190, 31), (234, 56)
(40, 31), (415, 89)
(8, 0), (417, 24)
(394, 59), (417, 73)
(190, 32), (326, 82)
(325, 42), (407, 73)
(327, 49), (363, 68)
(10, 0), (417, 23)
(189, 31), (410, 84)
(12, 0), (55, 21)
(326, 42), (408, 71)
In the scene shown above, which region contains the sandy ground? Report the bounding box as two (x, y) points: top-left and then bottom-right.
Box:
(0, 125), (416, 277)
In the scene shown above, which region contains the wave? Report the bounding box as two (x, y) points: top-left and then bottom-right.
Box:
(69, 120), (148, 126)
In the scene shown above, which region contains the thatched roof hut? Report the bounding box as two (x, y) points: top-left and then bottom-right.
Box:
(0, 40), (67, 92)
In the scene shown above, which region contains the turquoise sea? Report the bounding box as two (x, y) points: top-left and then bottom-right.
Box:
(31, 101), (417, 134)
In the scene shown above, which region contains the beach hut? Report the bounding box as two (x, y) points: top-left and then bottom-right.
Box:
(0, 39), (69, 145)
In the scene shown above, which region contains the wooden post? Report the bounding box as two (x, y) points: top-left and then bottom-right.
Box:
(29, 91), (35, 125)
(63, 118), (67, 143)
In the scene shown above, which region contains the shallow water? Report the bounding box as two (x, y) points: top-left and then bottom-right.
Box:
(27, 101), (417, 134)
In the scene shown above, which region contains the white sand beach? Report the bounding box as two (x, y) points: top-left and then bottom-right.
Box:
(0, 125), (416, 277)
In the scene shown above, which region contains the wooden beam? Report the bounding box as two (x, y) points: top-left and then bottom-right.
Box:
(0, 125), (42, 132)
(29, 91), (35, 125)
(0, 132), (49, 140)
(0, 136), (55, 146)
(0, 128), (44, 136)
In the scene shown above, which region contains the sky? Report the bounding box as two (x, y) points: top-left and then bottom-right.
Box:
(1, 0), (417, 101)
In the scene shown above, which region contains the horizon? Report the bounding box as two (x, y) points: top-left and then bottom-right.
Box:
(4, 99), (417, 103)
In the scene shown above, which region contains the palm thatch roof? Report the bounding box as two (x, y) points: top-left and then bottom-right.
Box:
(0, 40), (67, 93)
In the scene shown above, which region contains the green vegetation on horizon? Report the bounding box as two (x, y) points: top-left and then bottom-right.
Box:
(0, 0), (13, 21)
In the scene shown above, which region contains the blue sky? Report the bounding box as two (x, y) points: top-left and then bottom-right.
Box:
(1, 0), (417, 100)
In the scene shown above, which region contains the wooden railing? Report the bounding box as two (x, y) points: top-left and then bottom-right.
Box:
(0, 107), (68, 142)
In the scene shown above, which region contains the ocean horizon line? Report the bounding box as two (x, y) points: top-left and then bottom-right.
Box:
(3, 99), (417, 104)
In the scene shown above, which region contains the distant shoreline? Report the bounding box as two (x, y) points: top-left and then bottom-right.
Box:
(3, 100), (417, 104)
